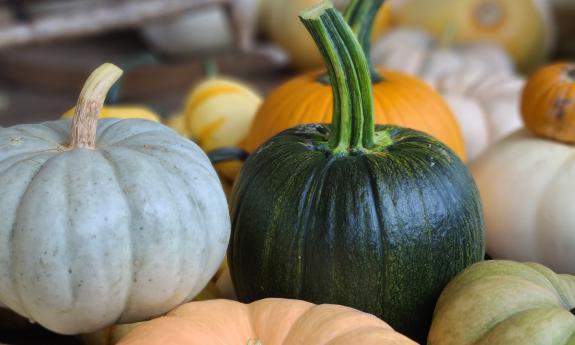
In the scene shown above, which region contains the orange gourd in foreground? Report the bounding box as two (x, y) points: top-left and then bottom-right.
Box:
(521, 62), (575, 143)
(241, 0), (465, 160)
(117, 298), (417, 345)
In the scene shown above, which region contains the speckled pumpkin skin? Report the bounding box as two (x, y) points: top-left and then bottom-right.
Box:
(240, 68), (467, 160)
(230, 123), (484, 342)
(0, 119), (230, 335)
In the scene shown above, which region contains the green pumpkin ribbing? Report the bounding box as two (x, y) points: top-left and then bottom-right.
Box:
(229, 3), (484, 342)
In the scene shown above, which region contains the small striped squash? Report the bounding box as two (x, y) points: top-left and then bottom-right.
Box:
(168, 77), (262, 181)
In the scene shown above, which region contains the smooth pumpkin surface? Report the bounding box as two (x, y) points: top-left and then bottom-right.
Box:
(168, 77), (261, 181)
(429, 260), (575, 345)
(395, 0), (555, 73)
(241, 67), (466, 159)
(522, 63), (575, 144)
(230, 4), (484, 343)
(471, 130), (575, 273)
(117, 298), (418, 345)
(0, 64), (230, 334)
(62, 105), (162, 122)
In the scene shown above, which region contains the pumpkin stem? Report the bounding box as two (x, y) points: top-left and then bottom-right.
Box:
(301, 1), (375, 152)
(69, 63), (123, 149)
(344, 0), (384, 82)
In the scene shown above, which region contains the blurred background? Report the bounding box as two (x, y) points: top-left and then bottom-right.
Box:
(0, 0), (573, 127)
(0, 0), (574, 344)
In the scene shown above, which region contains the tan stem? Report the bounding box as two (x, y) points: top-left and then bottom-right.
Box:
(68, 63), (123, 149)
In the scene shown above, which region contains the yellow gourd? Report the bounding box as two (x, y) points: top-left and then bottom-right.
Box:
(167, 77), (262, 182)
(395, 0), (555, 73)
(62, 105), (161, 122)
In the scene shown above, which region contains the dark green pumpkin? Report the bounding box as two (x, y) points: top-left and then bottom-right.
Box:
(228, 1), (484, 342)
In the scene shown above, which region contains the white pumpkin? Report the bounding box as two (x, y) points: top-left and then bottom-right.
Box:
(471, 130), (575, 273)
(0, 64), (230, 334)
(372, 29), (514, 84)
(373, 28), (525, 160)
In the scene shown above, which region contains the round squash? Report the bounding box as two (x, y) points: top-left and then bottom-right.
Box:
(230, 4), (484, 343)
(117, 298), (418, 345)
(471, 62), (575, 273)
(167, 76), (261, 182)
(373, 28), (525, 160)
(62, 105), (162, 123)
(471, 130), (575, 273)
(395, 0), (555, 73)
(242, 0), (466, 166)
(522, 63), (575, 144)
(0, 64), (230, 334)
(260, 0), (396, 70)
(429, 260), (575, 345)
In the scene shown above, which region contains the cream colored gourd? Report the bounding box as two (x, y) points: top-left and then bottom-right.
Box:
(394, 0), (555, 73)
(471, 63), (575, 273)
(0, 64), (230, 334)
(472, 131), (575, 273)
(433, 67), (525, 160)
(372, 28), (514, 82)
(373, 28), (524, 160)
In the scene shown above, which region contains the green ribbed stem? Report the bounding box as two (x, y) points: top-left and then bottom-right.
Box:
(344, 0), (384, 82)
(300, 1), (376, 152)
(318, 0), (384, 84)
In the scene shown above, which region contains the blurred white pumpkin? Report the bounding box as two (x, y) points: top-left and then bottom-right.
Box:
(394, 0), (555, 73)
(373, 28), (524, 160)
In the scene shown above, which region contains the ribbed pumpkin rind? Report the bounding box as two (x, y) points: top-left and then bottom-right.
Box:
(429, 260), (575, 345)
(0, 119), (230, 334)
(230, 124), (483, 341)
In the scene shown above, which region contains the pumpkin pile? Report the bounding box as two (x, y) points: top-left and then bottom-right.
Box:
(3, 0), (575, 344)
(472, 62), (575, 274)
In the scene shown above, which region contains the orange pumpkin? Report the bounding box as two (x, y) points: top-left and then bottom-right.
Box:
(116, 298), (417, 345)
(521, 62), (575, 143)
(240, 0), (466, 160)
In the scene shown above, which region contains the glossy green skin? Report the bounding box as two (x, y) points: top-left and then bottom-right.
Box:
(229, 123), (484, 342)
